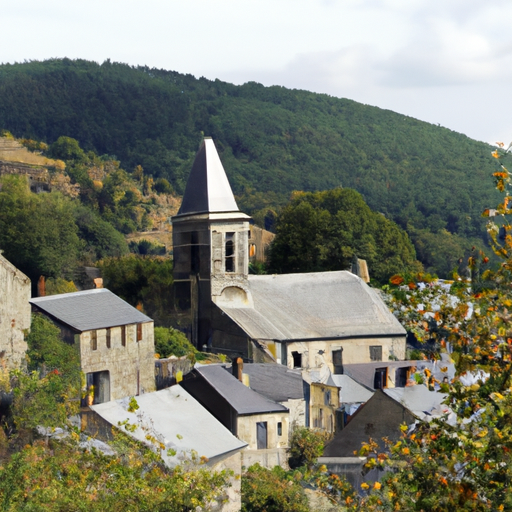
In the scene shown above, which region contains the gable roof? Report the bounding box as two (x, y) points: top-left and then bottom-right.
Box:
(322, 390), (416, 458)
(330, 374), (374, 404)
(30, 288), (152, 332)
(384, 385), (449, 421)
(234, 363), (304, 402)
(217, 271), (406, 341)
(177, 138), (239, 216)
(90, 386), (247, 466)
(187, 365), (288, 415)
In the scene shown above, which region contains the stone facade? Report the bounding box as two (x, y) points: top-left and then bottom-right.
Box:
(283, 337), (406, 373)
(0, 253), (30, 369)
(79, 322), (155, 402)
(237, 411), (289, 451)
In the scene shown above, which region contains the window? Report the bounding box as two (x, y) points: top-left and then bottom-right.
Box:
(106, 328), (111, 349)
(374, 368), (387, 389)
(277, 422), (282, 436)
(369, 345), (382, 361)
(324, 390), (331, 406)
(121, 325), (126, 347)
(292, 351), (302, 369)
(137, 323), (143, 342)
(91, 330), (97, 351)
(225, 232), (235, 272)
(332, 348), (343, 374)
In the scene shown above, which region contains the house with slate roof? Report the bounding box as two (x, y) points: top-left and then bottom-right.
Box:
(30, 289), (156, 404)
(172, 138), (407, 373)
(181, 365), (289, 468)
(229, 362), (306, 429)
(89, 386), (247, 512)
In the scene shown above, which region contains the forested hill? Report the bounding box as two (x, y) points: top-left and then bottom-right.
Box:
(0, 58), (502, 274)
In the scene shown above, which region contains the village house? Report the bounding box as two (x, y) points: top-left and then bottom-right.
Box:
(0, 252), (31, 369)
(88, 386), (246, 512)
(181, 364), (290, 468)
(231, 361), (306, 429)
(172, 137), (407, 371)
(30, 288), (156, 404)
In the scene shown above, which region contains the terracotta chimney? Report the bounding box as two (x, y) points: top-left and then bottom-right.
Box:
(232, 357), (243, 382)
(37, 276), (46, 297)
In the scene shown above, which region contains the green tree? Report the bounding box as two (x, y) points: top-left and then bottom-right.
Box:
(268, 188), (421, 283)
(241, 464), (309, 512)
(0, 176), (80, 283)
(47, 136), (86, 162)
(98, 255), (174, 326)
(154, 327), (196, 358)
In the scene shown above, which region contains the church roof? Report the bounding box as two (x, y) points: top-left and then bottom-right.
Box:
(216, 271), (406, 341)
(177, 138), (239, 216)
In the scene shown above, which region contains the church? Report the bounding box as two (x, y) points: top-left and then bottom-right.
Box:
(172, 138), (407, 376)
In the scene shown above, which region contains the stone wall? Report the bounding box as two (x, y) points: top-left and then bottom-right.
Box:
(80, 321), (156, 401)
(237, 411), (289, 451)
(0, 254), (31, 368)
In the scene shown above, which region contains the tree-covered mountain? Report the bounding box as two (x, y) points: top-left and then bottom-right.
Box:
(0, 58), (502, 275)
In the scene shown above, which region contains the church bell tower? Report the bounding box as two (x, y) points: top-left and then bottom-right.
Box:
(172, 138), (251, 349)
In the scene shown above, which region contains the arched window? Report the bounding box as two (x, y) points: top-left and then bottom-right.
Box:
(225, 232), (235, 272)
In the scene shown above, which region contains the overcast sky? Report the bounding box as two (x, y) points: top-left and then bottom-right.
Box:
(2, 0), (512, 144)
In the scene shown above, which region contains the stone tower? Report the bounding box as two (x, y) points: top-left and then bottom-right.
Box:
(172, 138), (251, 349)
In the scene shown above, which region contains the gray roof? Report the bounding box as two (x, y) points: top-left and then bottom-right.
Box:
(384, 385), (449, 420)
(194, 365), (288, 415)
(217, 271), (406, 341)
(177, 138), (239, 216)
(233, 363), (304, 402)
(30, 288), (152, 331)
(330, 374), (374, 404)
(91, 386), (247, 466)
(343, 361), (420, 390)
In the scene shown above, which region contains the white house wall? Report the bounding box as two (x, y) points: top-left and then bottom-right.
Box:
(285, 337), (406, 372)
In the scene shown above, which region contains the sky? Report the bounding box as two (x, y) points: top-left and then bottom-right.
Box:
(2, 0), (512, 144)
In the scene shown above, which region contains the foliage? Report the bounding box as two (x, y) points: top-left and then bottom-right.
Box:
(241, 463), (309, 512)
(129, 238), (166, 256)
(0, 58), (502, 276)
(98, 255), (174, 326)
(268, 188), (422, 283)
(0, 175), (80, 283)
(45, 277), (78, 295)
(287, 425), (327, 471)
(339, 142), (512, 511)
(0, 436), (231, 511)
(154, 327), (196, 358)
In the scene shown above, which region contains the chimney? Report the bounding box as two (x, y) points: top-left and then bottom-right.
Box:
(232, 357), (243, 382)
(93, 277), (103, 289)
(38, 276), (46, 297)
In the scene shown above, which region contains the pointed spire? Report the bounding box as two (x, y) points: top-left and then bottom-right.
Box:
(178, 138), (239, 215)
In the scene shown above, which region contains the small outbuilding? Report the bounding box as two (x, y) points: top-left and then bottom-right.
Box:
(181, 364), (290, 468)
(30, 288), (156, 403)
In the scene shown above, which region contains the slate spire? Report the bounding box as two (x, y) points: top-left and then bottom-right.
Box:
(177, 138), (239, 215)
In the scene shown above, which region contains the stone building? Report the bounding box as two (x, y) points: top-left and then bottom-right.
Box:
(0, 253), (31, 369)
(181, 365), (290, 468)
(172, 138), (406, 370)
(30, 289), (156, 403)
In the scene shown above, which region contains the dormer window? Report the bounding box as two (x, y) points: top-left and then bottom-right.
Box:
(225, 232), (235, 272)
